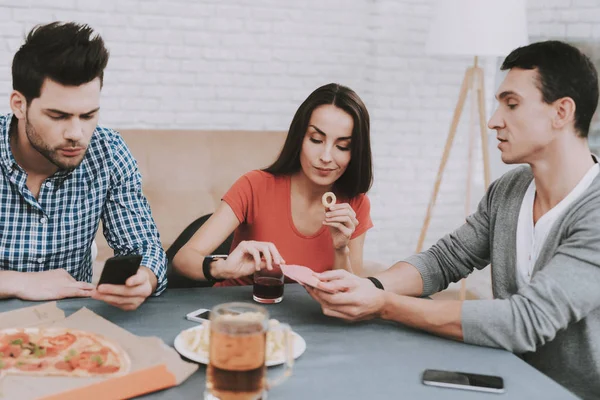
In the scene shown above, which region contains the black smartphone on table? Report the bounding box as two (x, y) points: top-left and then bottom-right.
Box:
(97, 255), (142, 286)
(422, 369), (505, 394)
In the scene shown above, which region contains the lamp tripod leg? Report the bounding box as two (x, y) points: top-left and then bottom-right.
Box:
(415, 68), (473, 254)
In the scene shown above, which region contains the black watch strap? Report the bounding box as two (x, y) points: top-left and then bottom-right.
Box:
(367, 276), (384, 290)
(203, 255), (227, 282)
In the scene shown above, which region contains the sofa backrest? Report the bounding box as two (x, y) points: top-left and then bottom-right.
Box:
(94, 129), (287, 261)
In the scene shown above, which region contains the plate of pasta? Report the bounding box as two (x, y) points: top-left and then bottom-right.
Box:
(174, 319), (306, 367)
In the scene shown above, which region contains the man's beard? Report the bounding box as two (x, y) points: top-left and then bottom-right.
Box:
(25, 118), (87, 171)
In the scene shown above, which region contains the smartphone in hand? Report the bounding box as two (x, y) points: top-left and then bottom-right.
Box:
(97, 255), (142, 286)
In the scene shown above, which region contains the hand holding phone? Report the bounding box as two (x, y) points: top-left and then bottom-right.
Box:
(422, 369), (505, 394)
(97, 255), (142, 286)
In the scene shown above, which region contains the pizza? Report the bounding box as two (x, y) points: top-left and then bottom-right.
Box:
(0, 328), (130, 377)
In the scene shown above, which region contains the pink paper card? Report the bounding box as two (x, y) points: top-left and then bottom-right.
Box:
(280, 264), (336, 293)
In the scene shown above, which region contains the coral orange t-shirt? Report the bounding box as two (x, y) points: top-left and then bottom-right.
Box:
(214, 170), (373, 287)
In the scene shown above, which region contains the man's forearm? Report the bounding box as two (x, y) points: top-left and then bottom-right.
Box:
(375, 261), (424, 297)
(0, 271), (23, 299)
(379, 291), (464, 341)
(333, 246), (353, 273)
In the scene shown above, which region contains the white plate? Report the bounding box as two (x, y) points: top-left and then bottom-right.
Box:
(174, 324), (306, 367)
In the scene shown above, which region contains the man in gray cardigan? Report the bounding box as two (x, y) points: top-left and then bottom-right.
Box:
(305, 41), (600, 399)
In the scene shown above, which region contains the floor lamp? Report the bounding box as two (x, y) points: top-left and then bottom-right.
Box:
(418, 0), (528, 300)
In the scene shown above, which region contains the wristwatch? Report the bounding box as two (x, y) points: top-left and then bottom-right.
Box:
(202, 254), (228, 282)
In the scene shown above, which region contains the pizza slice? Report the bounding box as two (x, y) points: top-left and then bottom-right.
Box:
(0, 328), (130, 377)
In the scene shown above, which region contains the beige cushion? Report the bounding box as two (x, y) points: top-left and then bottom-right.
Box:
(94, 130), (286, 262)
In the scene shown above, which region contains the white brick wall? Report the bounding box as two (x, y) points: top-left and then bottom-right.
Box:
(0, 1), (598, 294)
(528, 0), (600, 39)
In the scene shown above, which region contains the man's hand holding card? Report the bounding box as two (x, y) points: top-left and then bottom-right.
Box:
(299, 269), (387, 322)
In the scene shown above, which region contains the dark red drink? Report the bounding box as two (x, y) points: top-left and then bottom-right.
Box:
(253, 277), (284, 304)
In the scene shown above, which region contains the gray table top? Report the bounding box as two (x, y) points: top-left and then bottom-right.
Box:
(0, 285), (577, 399)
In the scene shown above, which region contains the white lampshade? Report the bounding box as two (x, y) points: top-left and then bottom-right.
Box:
(426, 0), (529, 57)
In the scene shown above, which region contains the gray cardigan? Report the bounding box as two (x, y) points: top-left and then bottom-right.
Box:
(405, 165), (600, 400)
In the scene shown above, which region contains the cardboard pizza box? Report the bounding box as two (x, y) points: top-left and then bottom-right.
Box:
(0, 302), (198, 399)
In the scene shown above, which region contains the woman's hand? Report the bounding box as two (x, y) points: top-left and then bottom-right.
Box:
(323, 203), (359, 250)
(216, 241), (285, 279)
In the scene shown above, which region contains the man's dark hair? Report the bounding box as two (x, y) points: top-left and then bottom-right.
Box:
(264, 83), (373, 199)
(501, 40), (599, 138)
(12, 21), (109, 103)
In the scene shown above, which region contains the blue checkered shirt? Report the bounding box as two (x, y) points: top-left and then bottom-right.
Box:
(0, 114), (167, 295)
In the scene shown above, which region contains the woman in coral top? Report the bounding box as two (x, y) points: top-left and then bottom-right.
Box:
(173, 83), (373, 286)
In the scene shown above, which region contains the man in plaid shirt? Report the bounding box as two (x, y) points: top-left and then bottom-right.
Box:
(0, 22), (167, 310)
